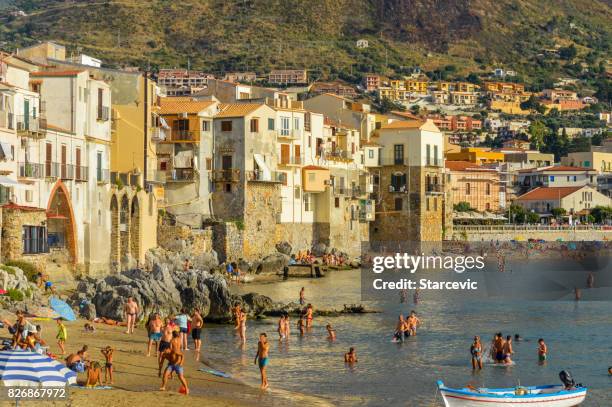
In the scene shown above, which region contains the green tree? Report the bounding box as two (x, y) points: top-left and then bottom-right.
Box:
(559, 44), (577, 60)
(410, 104), (421, 115)
(551, 207), (566, 220)
(526, 212), (540, 224)
(528, 121), (549, 150)
(453, 202), (473, 212)
(520, 95), (545, 114)
(508, 204), (527, 224)
(590, 206), (612, 224)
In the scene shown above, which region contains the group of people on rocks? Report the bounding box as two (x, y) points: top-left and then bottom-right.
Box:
(290, 250), (347, 266)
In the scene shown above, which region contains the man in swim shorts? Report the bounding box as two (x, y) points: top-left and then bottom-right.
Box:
(159, 346), (188, 394)
(191, 308), (203, 353)
(254, 333), (270, 390)
(147, 313), (163, 357)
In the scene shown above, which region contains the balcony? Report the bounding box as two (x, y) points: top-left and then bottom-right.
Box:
(211, 169), (241, 183)
(324, 150), (353, 162)
(276, 130), (301, 140)
(97, 106), (110, 121)
(19, 162), (45, 179)
(15, 115), (46, 138)
(381, 157), (407, 166)
(425, 183), (444, 194)
(278, 156), (302, 166)
(0, 111), (14, 130)
(163, 129), (198, 142)
(167, 168), (195, 182)
(246, 170), (286, 183)
(150, 127), (169, 142)
(388, 184), (409, 193)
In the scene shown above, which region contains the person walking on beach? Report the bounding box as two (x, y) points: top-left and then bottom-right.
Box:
(56, 318), (67, 355)
(147, 313), (163, 357)
(470, 336), (483, 370)
(254, 333), (270, 390)
(159, 345), (189, 394)
(191, 308), (203, 353)
(175, 308), (191, 351)
(299, 287), (305, 305)
(101, 346), (114, 384)
(538, 338), (547, 363)
(158, 319), (173, 362)
(124, 297), (139, 334)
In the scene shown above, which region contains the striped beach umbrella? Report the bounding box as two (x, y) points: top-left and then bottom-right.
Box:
(0, 350), (76, 386)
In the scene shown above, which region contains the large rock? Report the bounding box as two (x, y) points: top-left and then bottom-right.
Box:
(253, 253), (290, 275)
(240, 293), (274, 315)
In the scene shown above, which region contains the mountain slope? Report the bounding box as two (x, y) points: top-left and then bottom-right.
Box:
(0, 0), (610, 84)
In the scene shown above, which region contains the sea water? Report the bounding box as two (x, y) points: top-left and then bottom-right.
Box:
(199, 269), (612, 406)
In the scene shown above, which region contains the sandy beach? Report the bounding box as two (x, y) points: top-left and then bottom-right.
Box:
(3, 317), (331, 407)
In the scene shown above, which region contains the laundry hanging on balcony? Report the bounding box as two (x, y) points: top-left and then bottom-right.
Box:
(173, 150), (194, 168)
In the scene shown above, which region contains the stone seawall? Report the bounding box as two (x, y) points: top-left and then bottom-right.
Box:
(449, 227), (612, 242)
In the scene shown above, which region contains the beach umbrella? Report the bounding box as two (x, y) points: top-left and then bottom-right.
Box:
(49, 297), (76, 322)
(0, 350), (76, 386)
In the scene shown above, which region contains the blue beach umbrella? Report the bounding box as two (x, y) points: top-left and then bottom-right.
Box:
(49, 297), (76, 322)
(0, 350), (76, 386)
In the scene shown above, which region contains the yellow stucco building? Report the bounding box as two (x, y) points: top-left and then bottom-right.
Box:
(446, 147), (505, 164)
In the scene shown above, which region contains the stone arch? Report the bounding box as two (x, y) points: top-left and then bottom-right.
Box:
(46, 180), (77, 264)
(120, 194), (130, 259)
(130, 195), (140, 262)
(110, 194), (120, 268)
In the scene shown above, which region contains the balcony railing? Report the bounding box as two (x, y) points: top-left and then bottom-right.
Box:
(167, 168), (195, 182)
(97, 168), (110, 183)
(246, 170), (286, 183)
(388, 184), (409, 193)
(97, 106), (110, 121)
(426, 183), (444, 194)
(211, 169), (241, 183)
(425, 157), (444, 167)
(0, 111), (14, 130)
(15, 115), (46, 137)
(150, 127), (169, 142)
(324, 150), (353, 161)
(168, 129), (198, 142)
(277, 130), (301, 140)
(19, 162), (45, 179)
(279, 156), (302, 166)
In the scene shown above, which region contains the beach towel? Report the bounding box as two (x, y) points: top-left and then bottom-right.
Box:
(198, 368), (231, 378)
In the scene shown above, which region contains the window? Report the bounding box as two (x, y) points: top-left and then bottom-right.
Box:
(25, 190), (33, 202)
(268, 118), (275, 130)
(391, 173), (407, 191)
(97, 88), (104, 119)
(23, 225), (48, 254)
(303, 194), (312, 211)
(293, 117), (300, 130)
(426, 198), (430, 211)
(573, 176), (577, 181)
(433, 197), (437, 211)
(250, 118), (259, 133)
(224, 183), (231, 192)
(308, 136), (311, 148)
(393, 144), (404, 165)
(486, 202), (490, 210)
(97, 151), (103, 181)
(304, 113), (311, 132)
(486, 183), (490, 195)
(221, 121), (232, 132)
(434, 145), (439, 165)
(206, 158), (212, 171)
(202, 120), (210, 131)
(0, 185), (10, 204)
(394, 198), (402, 211)
(466, 183), (471, 195)
(334, 197), (340, 208)
(308, 173), (315, 182)
(426, 144), (431, 165)
(281, 117), (290, 135)
(368, 149), (374, 159)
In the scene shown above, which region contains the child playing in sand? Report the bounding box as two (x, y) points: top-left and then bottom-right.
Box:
(56, 319), (67, 355)
(86, 361), (103, 388)
(101, 346), (114, 384)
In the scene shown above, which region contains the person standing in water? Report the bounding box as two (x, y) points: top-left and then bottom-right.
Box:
(191, 308), (204, 353)
(344, 347), (358, 363)
(299, 287), (305, 305)
(413, 288), (420, 304)
(470, 336), (483, 370)
(494, 333), (506, 364)
(305, 304), (313, 328)
(238, 311), (247, 344)
(297, 317), (305, 336)
(394, 314), (407, 342)
(538, 338), (547, 363)
(254, 333), (270, 390)
(407, 311), (420, 336)
(326, 324), (336, 341)
(503, 335), (514, 364)
(283, 314), (291, 339)
(277, 315), (286, 340)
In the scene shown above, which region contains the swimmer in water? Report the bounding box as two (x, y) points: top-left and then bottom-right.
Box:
(538, 338), (547, 363)
(407, 311), (420, 336)
(326, 324), (336, 341)
(470, 336), (483, 370)
(344, 347), (357, 364)
(503, 335), (514, 365)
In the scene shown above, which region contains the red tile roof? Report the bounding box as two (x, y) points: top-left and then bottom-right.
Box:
(517, 165), (595, 173)
(516, 186), (584, 201)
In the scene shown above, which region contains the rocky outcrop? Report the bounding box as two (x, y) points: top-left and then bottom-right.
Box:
(0, 266), (32, 292)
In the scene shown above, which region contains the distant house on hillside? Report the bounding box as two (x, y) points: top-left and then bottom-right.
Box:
(356, 39), (369, 49)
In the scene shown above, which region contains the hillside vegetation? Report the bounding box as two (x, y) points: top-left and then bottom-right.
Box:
(0, 0), (610, 86)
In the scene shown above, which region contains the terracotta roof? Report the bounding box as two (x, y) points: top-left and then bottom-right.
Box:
(302, 165), (329, 170)
(30, 70), (84, 77)
(445, 161), (496, 172)
(215, 103), (265, 118)
(516, 186), (584, 201)
(390, 110), (420, 120)
(323, 116), (357, 130)
(158, 98), (216, 115)
(380, 120), (425, 130)
(517, 165), (595, 173)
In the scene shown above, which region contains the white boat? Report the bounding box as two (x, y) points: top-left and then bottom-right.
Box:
(437, 380), (587, 407)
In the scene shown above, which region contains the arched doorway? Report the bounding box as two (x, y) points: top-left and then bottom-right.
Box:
(120, 195), (130, 259)
(130, 196), (140, 262)
(46, 181), (77, 263)
(110, 195), (120, 268)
